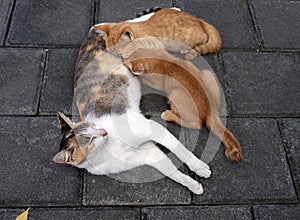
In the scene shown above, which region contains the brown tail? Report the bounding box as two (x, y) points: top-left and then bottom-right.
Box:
(206, 113), (243, 162)
(194, 19), (222, 55)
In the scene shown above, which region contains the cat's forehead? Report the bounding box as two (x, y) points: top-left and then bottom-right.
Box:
(73, 122), (94, 133)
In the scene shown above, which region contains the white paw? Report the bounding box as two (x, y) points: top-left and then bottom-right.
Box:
(188, 158), (211, 178)
(195, 167), (211, 179)
(189, 182), (204, 195)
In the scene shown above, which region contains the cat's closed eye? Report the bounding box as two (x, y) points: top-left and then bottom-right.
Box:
(77, 135), (95, 147)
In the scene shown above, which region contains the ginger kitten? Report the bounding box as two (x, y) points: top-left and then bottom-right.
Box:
(124, 48), (243, 162)
(93, 8), (222, 59)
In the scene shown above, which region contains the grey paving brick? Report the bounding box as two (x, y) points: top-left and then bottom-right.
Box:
(279, 118), (300, 196)
(142, 206), (252, 220)
(83, 171), (190, 205)
(222, 52), (300, 116)
(251, 0), (300, 49)
(0, 209), (24, 220)
(191, 118), (297, 204)
(175, 0), (257, 49)
(28, 208), (139, 220)
(97, 0), (172, 23)
(0, 0), (13, 45)
(0, 117), (81, 206)
(40, 49), (78, 115)
(254, 205), (300, 220)
(7, 0), (92, 46)
(140, 85), (169, 116)
(0, 48), (44, 115)
(83, 117), (191, 205)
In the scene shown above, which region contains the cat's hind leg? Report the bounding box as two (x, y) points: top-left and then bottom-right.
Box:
(148, 120), (211, 178)
(142, 143), (205, 194)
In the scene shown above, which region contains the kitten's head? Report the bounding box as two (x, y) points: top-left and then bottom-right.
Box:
(93, 23), (134, 53)
(52, 112), (108, 165)
(124, 49), (156, 75)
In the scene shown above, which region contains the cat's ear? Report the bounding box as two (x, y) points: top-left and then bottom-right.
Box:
(132, 63), (144, 75)
(121, 30), (134, 42)
(52, 150), (69, 164)
(93, 24), (110, 36)
(57, 112), (74, 133)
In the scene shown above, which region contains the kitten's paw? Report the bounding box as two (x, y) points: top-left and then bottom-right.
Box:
(185, 50), (197, 60)
(225, 146), (243, 162)
(179, 48), (191, 54)
(189, 182), (204, 195)
(161, 110), (173, 121)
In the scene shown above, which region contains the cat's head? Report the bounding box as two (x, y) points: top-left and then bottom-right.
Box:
(52, 112), (108, 165)
(93, 23), (134, 53)
(124, 49), (156, 75)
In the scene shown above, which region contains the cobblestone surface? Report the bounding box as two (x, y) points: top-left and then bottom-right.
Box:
(0, 0), (299, 219)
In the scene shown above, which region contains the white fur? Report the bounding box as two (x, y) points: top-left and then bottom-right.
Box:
(76, 63), (211, 194)
(93, 7), (181, 29)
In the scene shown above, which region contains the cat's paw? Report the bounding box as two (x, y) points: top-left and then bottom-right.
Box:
(187, 157), (211, 178)
(161, 110), (173, 121)
(189, 182), (204, 195)
(179, 48), (191, 54)
(185, 50), (197, 60)
(225, 146), (243, 162)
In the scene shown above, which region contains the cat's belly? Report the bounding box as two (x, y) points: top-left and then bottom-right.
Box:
(127, 74), (141, 113)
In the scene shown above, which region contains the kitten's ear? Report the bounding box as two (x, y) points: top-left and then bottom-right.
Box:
(132, 63), (144, 75)
(52, 150), (69, 164)
(93, 24), (110, 36)
(57, 112), (74, 133)
(121, 30), (134, 41)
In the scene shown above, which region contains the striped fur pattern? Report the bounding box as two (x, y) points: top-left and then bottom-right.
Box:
(94, 8), (222, 59)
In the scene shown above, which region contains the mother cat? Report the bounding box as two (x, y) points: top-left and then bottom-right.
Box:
(52, 28), (211, 194)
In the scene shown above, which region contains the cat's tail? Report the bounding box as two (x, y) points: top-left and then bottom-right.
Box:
(206, 113), (243, 162)
(194, 19), (222, 55)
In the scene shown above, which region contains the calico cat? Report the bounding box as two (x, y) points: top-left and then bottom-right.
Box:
(52, 28), (212, 194)
(124, 48), (243, 162)
(93, 8), (222, 59)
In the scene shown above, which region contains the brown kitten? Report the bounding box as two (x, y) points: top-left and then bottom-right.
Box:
(93, 8), (222, 59)
(124, 48), (242, 162)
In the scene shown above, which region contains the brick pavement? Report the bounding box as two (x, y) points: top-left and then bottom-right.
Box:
(0, 0), (299, 219)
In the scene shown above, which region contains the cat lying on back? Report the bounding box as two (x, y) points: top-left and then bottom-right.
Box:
(52, 28), (212, 194)
(93, 8), (222, 59)
(124, 48), (243, 162)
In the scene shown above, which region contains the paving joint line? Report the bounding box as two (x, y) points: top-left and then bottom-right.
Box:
(245, 0), (263, 51)
(36, 49), (49, 116)
(276, 119), (299, 200)
(3, 0), (16, 46)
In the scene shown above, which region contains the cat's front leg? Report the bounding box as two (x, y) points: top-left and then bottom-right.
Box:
(142, 143), (205, 194)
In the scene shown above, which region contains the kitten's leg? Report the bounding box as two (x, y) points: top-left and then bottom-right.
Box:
(141, 143), (205, 194)
(162, 99), (203, 129)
